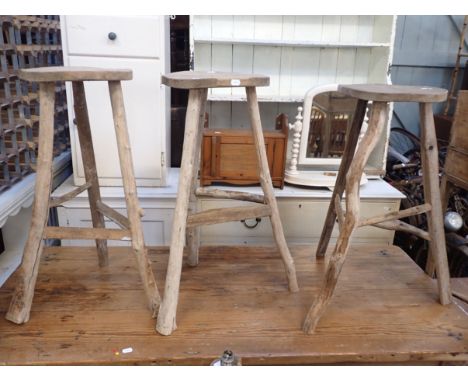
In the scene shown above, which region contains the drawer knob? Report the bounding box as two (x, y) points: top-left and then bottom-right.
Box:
(108, 32), (117, 41)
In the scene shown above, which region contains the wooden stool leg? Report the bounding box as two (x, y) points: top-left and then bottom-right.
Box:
(303, 101), (389, 334)
(157, 88), (206, 335)
(6, 82), (56, 324)
(108, 81), (161, 316)
(316, 99), (368, 258)
(186, 90), (208, 267)
(245, 86), (299, 292)
(426, 175), (454, 277)
(72, 81), (108, 267)
(419, 102), (452, 304)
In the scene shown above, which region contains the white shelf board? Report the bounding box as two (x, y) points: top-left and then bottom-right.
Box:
(194, 38), (391, 49)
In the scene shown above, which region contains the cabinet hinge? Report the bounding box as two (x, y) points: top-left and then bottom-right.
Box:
(161, 152), (165, 167)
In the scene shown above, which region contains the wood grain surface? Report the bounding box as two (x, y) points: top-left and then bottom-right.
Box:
(162, 71), (270, 89)
(18, 67), (132, 82)
(338, 84), (448, 103)
(0, 245), (467, 365)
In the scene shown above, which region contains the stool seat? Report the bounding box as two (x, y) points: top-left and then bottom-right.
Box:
(338, 84), (447, 103)
(161, 70), (270, 89)
(18, 67), (132, 82)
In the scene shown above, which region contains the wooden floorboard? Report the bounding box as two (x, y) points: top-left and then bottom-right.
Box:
(452, 277), (468, 304)
(0, 245), (467, 365)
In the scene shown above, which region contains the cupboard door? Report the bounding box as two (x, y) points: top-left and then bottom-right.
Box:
(67, 55), (165, 186)
(65, 16), (161, 59)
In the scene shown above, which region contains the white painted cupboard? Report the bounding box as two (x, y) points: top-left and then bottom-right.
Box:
(61, 15), (170, 187)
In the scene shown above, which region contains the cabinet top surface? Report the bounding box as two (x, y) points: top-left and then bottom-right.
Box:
(338, 84), (448, 103)
(53, 170), (405, 201)
(162, 71), (270, 89)
(19, 67), (133, 82)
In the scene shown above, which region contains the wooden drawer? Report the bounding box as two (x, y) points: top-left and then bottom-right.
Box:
(199, 199), (399, 245)
(64, 16), (161, 58)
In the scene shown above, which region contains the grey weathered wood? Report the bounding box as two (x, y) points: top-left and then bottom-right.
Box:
(359, 203), (432, 227)
(303, 101), (389, 334)
(5, 82), (56, 324)
(96, 200), (130, 230)
(195, 188), (265, 204)
(157, 88), (207, 335)
(108, 80), (161, 316)
(419, 102), (452, 305)
(334, 195), (344, 231)
(44, 226), (131, 240)
(49, 181), (91, 208)
(246, 86), (299, 293)
(162, 71), (270, 89)
(373, 220), (431, 241)
(18, 67), (132, 82)
(316, 99), (368, 258)
(338, 84), (448, 103)
(157, 75), (299, 336)
(186, 89), (208, 267)
(187, 205), (272, 228)
(73, 81), (108, 267)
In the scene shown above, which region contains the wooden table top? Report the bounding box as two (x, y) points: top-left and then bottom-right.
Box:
(0, 245), (467, 365)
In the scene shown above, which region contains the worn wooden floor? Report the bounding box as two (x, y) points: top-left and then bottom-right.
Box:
(0, 244), (467, 365)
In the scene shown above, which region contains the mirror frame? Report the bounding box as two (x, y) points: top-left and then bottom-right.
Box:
(297, 83), (347, 166)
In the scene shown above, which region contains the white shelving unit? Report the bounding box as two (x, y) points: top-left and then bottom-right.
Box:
(191, 16), (396, 108)
(191, 15), (397, 173)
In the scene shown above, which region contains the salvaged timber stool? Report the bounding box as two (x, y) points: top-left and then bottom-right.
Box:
(6, 67), (160, 324)
(157, 71), (299, 335)
(303, 84), (452, 334)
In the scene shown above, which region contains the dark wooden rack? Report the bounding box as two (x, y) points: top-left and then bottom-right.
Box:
(0, 15), (70, 193)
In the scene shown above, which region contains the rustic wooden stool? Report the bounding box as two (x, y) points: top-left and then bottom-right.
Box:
(303, 84), (453, 334)
(5, 67), (160, 324)
(157, 71), (299, 335)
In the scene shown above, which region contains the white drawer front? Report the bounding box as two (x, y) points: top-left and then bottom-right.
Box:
(65, 16), (161, 58)
(199, 199), (399, 245)
(57, 206), (173, 246)
(67, 55), (164, 186)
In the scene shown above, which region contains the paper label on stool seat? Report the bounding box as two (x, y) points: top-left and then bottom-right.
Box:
(231, 79), (241, 86)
